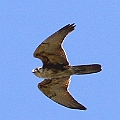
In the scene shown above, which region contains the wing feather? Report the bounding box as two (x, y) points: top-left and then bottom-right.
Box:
(33, 24), (76, 67)
(38, 77), (86, 110)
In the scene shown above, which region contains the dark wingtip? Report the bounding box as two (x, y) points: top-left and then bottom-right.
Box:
(69, 103), (87, 110)
(70, 23), (76, 27)
(79, 106), (87, 110)
(69, 23), (76, 29)
(66, 105), (87, 110)
(71, 105), (87, 110)
(63, 23), (76, 30)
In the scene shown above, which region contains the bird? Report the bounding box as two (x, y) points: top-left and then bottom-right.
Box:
(32, 23), (102, 110)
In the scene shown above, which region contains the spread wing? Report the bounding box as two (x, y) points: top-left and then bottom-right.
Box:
(33, 24), (76, 68)
(38, 76), (86, 110)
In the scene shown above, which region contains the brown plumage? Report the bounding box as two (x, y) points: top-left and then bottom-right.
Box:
(32, 23), (102, 110)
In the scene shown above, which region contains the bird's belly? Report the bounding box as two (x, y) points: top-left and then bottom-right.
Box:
(39, 68), (72, 79)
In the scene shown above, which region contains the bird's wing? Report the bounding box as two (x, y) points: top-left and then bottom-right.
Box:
(38, 76), (86, 110)
(33, 24), (76, 68)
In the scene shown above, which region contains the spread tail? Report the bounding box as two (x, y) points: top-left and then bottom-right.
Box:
(72, 64), (102, 75)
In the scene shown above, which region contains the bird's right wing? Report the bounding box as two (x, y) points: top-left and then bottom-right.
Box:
(33, 24), (76, 68)
(38, 76), (86, 110)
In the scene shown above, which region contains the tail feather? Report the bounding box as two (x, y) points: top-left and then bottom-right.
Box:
(72, 64), (102, 75)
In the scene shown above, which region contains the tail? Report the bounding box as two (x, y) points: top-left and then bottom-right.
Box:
(72, 64), (102, 75)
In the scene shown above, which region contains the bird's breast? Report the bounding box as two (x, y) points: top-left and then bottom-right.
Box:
(34, 68), (72, 79)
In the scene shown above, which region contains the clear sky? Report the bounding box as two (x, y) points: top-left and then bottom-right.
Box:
(0, 0), (120, 120)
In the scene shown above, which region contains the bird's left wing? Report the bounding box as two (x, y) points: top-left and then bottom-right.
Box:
(38, 76), (86, 110)
(33, 24), (76, 68)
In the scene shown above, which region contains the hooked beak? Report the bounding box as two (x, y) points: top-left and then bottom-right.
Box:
(32, 68), (38, 73)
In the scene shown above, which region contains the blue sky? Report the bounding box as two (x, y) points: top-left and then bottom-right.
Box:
(0, 0), (120, 120)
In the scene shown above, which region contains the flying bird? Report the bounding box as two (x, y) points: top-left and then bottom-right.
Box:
(32, 23), (102, 110)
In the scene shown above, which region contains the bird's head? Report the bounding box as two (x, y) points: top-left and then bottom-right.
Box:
(32, 67), (43, 78)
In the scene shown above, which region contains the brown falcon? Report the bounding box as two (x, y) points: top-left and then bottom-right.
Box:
(32, 23), (102, 110)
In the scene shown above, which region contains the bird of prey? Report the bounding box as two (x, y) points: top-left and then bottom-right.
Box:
(32, 23), (102, 110)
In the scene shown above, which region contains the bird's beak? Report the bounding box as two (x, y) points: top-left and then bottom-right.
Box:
(32, 69), (35, 73)
(32, 68), (38, 73)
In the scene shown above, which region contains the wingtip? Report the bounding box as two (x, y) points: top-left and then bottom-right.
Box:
(69, 23), (76, 28)
(80, 106), (87, 110)
(71, 23), (76, 27)
(77, 104), (87, 110)
(64, 23), (76, 29)
(68, 105), (87, 110)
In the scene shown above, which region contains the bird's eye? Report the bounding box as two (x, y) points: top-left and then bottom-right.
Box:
(38, 67), (42, 70)
(34, 68), (38, 71)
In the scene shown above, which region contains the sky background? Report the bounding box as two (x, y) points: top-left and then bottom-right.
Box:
(0, 0), (120, 120)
